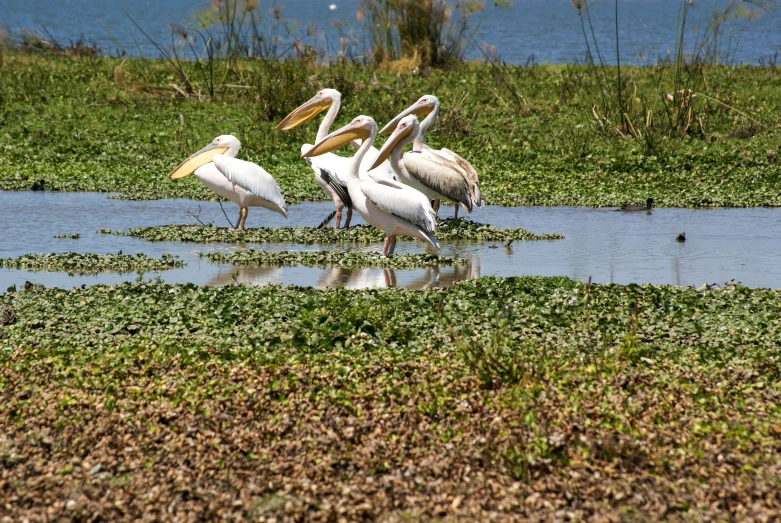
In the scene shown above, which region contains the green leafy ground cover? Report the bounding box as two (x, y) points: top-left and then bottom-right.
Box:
(99, 218), (562, 244)
(0, 252), (184, 274)
(3, 54), (781, 207)
(1, 277), (781, 520)
(204, 250), (467, 268)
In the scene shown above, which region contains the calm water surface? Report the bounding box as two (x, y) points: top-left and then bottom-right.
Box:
(1, 191), (779, 290)
(5, 0), (781, 65)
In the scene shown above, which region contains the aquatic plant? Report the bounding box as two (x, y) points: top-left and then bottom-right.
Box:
(203, 249), (466, 268)
(360, 0), (488, 68)
(2, 54), (781, 208)
(0, 252), (185, 274)
(561, 0), (779, 139)
(1, 276), (781, 519)
(98, 219), (562, 244)
(53, 233), (81, 239)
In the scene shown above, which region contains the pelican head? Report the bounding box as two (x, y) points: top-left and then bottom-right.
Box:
(275, 88), (341, 131)
(370, 115), (419, 170)
(379, 94), (439, 135)
(302, 116), (376, 158)
(167, 135), (240, 179)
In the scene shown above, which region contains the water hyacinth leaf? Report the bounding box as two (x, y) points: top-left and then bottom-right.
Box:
(0, 252), (185, 274)
(98, 218), (563, 245)
(203, 250), (467, 268)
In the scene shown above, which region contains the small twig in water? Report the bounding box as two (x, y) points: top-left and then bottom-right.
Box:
(186, 206), (210, 226)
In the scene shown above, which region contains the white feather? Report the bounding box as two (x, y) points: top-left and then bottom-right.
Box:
(360, 178), (437, 232)
(212, 154), (287, 216)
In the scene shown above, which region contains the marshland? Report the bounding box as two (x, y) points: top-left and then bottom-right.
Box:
(2, 0), (781, 520)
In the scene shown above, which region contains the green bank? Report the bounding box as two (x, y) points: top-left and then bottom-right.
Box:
(2, 53), (781, 207)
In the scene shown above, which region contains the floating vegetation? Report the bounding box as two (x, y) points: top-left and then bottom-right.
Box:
(436, 218), (563, 241)
(2, 277), (781, 520)
(204, 250), (467, 268)
(98, 218), (562, 245)
(54, 233), (80, 239)
(0, 252), (185, 274)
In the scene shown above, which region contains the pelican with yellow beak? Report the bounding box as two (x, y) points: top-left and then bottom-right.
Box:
(302, 116), (438, 256)
(371, 114), (472, 216)
(380, 95), (482, 217)
(276, 89), (396, 228)
(167, 135), (287, 230)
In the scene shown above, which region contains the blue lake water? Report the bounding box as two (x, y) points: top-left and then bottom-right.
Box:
(5, 0), (781, 65)
(2, 191), (780, 289)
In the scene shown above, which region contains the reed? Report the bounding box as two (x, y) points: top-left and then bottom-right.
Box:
(359, 0), (486, 68)
(566, 0), (777, 139)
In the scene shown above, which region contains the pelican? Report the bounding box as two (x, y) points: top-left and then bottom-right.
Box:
(380, 94), (483, 217)
(275, 88), (396, 228)
(370, 115), (472, 217)
(167, 135), (287, 230)
(302, 116), (438, 256)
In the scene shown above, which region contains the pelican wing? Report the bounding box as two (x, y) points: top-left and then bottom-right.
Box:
(318, 164), (351, 207)
(419, 148), (468, 176)
(402, 151), (472, 211)
(360, 178), (437, 232)
(431, 147), (482, 207)
(301, 149), (350, 206)
(212, 155), (287, 211)
(300, 144), (350, 186)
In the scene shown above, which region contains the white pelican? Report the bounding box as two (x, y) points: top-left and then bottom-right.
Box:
(380, 94), (483, 217)
(370, 115), (472, 216)
(275, 88), (396, 228)
(167, 135), (287, 230)
(302, 116), (438, 256)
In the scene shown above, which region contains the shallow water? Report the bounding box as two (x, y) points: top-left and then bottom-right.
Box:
(6, 0), (781, 65)
(1, 191), (780, 289)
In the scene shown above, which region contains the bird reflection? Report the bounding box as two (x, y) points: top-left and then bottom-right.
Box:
(315, 255), (481, 289)
(207, 255), (481, 289)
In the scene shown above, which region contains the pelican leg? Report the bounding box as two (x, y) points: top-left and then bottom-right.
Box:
(432, 199), (441, 214)
(334, 210), (342, 229)
(388, 236), (397, 255)
(454, 205), (459, 219)
(236, 207), (249, 230)
(381, 237), (391, 256)
(343, 207), (353, 229)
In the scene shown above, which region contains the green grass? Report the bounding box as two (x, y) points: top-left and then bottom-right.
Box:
(1, 276), (780, 519)
(2, 53), (781, 207)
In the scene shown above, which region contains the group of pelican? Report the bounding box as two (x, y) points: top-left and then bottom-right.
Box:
(166, 90), (482, 256)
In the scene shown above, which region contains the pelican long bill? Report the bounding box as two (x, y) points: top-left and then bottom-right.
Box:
(302, 121), (370, 158)
(167, 142), (230, 179)
(370, 122), (414, 170)
(275, 95), (332, 131)
(379, 99), (432, 135)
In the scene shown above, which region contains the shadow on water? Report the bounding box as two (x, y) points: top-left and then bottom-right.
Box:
(2, 191), (781, 289)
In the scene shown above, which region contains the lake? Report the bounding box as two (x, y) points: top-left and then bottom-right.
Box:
(3, 191), (780, 290)
(5, 0), (781, 65)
